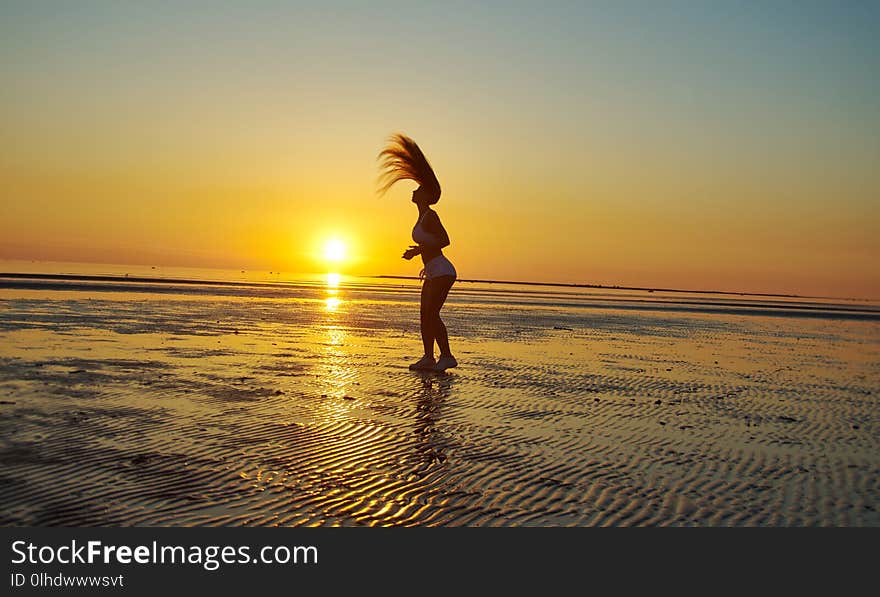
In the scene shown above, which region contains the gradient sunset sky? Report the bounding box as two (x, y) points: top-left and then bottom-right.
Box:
(2, 1), (878, 298)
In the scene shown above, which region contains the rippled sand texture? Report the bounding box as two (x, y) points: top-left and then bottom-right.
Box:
(1, 284), (878, 526)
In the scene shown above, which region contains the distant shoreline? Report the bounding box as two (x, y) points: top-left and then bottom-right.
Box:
(0, 270), (871, 303)
(373, 275), (862, 302)
(2, 271), (878, 319)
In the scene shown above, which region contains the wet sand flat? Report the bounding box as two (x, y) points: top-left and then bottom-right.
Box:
(1, 276), (878, 526)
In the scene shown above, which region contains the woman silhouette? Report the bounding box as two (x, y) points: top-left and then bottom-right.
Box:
(379, 134), (458, 372)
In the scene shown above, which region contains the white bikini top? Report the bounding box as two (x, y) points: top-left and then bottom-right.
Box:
(412, 210), (443, 246)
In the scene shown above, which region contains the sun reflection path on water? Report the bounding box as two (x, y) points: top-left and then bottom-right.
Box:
(316, 271), (454, 495)
(318, 272), (353, 402)
(305, 291), (458, 525)
(324, 272), (343, 312)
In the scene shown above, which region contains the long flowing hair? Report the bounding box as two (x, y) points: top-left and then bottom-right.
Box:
(377, 133), (441, 203)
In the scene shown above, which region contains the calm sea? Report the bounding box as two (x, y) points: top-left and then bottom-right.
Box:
(1, 259), (878, 321)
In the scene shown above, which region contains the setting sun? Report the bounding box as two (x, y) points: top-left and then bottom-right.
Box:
(323, 239), (347, 263)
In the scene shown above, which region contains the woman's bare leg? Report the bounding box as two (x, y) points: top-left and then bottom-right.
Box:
(420, 281), (435, 357)
(424, 276), (455, 356)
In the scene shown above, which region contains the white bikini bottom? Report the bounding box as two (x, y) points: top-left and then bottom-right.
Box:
(420, 254), (457, 280)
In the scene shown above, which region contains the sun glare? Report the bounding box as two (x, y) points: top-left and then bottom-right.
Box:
(325, 297), (342, 311)
(323, 239), (347, 263)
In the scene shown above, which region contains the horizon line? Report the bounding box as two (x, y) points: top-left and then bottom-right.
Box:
(0, 256), (875, 302)
(372, 275), (873, 303)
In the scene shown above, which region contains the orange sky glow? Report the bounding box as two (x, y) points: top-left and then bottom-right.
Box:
(2, 3), (878, 298)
